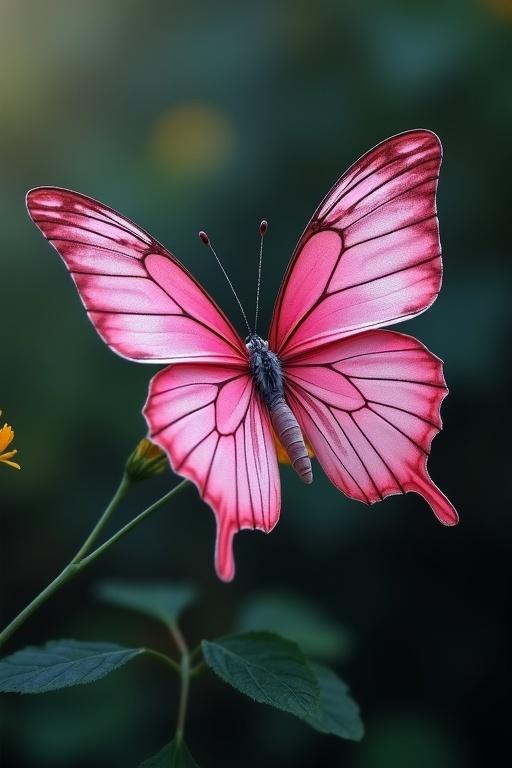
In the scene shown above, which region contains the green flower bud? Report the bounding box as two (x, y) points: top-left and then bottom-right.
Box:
(125, 438), (168, 482)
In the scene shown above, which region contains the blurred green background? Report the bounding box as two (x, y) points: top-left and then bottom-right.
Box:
(1, 0), (511, 766)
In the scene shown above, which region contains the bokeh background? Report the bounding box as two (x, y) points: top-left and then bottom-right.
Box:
(1, 0), (511, 766)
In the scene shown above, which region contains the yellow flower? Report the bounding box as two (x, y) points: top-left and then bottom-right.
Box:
(0, 411), (21, 470)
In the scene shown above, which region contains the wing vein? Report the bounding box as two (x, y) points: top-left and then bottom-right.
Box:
(319, 137), (435, 220)
(326, 156), (439, 227)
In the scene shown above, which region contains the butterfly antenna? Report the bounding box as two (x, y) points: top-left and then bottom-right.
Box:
(198, 231), (252, 335)
(254, 220), (267, 334)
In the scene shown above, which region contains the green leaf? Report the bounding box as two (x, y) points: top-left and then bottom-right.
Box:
(139, 735), (199, 767)
(0, 640), (143, 694)
(202, 632), (319, 719)
(237, 591), (352, 660)
(304, 663), (364, 741)
(95, 580), (196, 627)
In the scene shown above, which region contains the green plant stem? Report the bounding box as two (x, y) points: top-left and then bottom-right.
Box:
(190, 659), (206, 678)
(188, 643), (206, 677)
(78, 480), (188, 568)
(169, 622), (189, 657)
(168, 626), (209, 734)
(72, 475), (132, 562)
(144, 648), (181, 675)
(188, 643), (202, 664)
(168, 621), (191, 736)
(0, 562), (81, 650)
(176, 652), (191, 737)
(0, 478), (189, 649)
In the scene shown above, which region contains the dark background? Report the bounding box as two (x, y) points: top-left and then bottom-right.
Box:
(1, 1), (511, 766)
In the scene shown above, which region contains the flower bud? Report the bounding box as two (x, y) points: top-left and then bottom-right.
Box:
(125, 438), (168, 482)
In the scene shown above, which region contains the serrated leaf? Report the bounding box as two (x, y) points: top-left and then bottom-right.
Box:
(304, 663), (364, 741)
(139, 735), (199, 767)
(0, 640), (143, 694)
(95, 580), (196, 627)
(237, 591), (352, 660)
(202, 632), (319, 719)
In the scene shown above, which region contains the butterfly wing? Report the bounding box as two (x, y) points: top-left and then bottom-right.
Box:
(144, 365), (280, 581)
(269, 130), (443, 360)
(284, 330), (457, 524)
(26, 187), (246, 365)
(27, 187), (281, 579)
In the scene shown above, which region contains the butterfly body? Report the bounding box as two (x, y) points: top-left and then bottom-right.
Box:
(26, 129), (459, 582)
(247, 334), (283, 405)
(247, 334), (313, 484)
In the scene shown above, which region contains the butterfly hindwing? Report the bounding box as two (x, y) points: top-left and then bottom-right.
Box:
(284, 330), (457, 524)
(144, 364), (281, 581)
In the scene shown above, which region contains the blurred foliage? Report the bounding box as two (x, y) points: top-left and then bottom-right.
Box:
(1, 0), (511, 766)
(237, 591), (353, 660)
(96, 579), (197, 627)
(353, 713), (465, 768)
(140, 736), (199, 768)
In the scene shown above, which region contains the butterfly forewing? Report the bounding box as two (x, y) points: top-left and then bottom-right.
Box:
(26, 187), (246, 365)
(269, 130), (443, 360)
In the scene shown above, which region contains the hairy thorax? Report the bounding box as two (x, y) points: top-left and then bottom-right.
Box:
(247, 335), (284, 406)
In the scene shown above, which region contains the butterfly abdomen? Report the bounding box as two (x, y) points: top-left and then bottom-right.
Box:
(248, 334), (313, 484)
(269, 397), (313, 484)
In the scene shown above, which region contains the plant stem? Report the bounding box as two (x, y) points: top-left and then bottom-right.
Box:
(0, 562), (80, 649)
(0, 474), (128, 650)
(168, 621), (191, 736)
(169, 622), (189, 657)
(78, 480), (189, 569)
(0, 478), (189, 649)
(144, 648), (181, 676)
(188, 643), (202, 664)
(188, 643), (206, 677)
(72, 475), (132, 562)
(176, 645), (191, 737)
(190, 659), (206, 678)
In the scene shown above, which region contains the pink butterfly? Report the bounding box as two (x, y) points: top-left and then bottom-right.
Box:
(27, 129), (458, 581)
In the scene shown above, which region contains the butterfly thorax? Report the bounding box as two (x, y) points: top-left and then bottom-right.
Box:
(247, 334), (284, 406)
(246, 334), (312, 484)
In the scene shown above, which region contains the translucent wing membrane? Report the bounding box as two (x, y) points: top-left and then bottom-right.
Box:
(269, 130), (443, 360)
(285, 330), (457, 525)
(26, 187), (246, 365)
(144, 365), (280, 581)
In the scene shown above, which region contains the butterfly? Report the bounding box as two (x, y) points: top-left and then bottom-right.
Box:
(26, 129), (458, 581)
